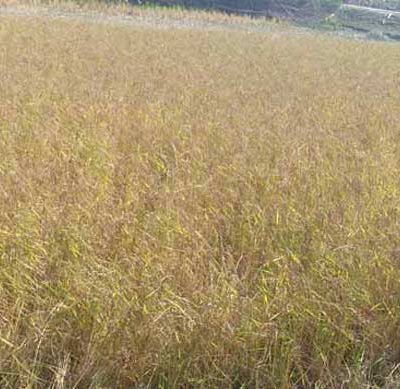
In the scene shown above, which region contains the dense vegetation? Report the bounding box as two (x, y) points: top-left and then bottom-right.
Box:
(1, 5), (400, 388)
(134, 0), (342, 19)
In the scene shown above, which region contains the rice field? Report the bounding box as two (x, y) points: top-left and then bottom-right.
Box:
(1, 4), (400, 387)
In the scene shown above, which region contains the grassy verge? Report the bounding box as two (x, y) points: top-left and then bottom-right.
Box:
(1, 9), (400, 388)
(0, 0), (287, 28)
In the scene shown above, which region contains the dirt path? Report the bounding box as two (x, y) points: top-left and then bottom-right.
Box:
(1, 4), (395, 42)
(342, 3), (400, 16)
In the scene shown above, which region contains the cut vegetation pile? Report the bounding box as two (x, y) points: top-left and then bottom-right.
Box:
(1, 8), (400, 387)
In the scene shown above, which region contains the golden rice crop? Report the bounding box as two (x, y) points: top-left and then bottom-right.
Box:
(1, 8), (400, 387)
